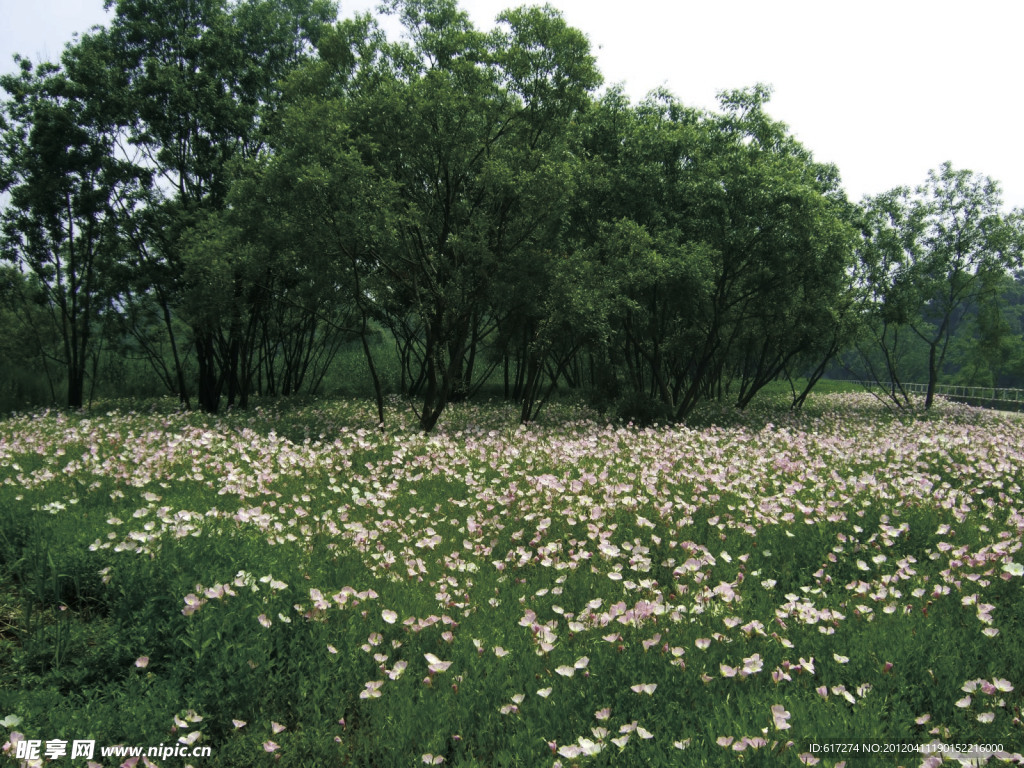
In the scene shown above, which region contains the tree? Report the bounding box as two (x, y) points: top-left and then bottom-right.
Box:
(947, 269), (1024, 387)
(85, 0), (339, 412)
(0, 266), (63, 409)
(568, 84), (858, 419)
(264, 0), (601, 430)
(858, 164), (1024, 408)
(0, 54), (147, 408)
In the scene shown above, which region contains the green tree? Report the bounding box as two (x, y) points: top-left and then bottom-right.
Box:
(849, 189), (923, 406)
(0, 55), (147, 408)
(0, 266), (63, 409)
(569, 84), (858, 419)
(947, 270), (1024, 387)
(264, 0), (601, 430)
(377, 0), (599, 430)
(86, 0), (339, 412)
(858, 164), (1024, 408)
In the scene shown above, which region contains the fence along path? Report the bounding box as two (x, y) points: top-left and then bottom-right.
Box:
(828, 380), (1024, 410)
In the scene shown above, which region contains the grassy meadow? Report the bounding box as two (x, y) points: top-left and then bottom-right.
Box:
(1, 392), (1023, 766)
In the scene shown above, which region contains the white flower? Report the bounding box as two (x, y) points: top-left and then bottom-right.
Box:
(1001, 562), (1024, 576)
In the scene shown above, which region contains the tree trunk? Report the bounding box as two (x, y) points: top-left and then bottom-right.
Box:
(195, 333), (221, 413)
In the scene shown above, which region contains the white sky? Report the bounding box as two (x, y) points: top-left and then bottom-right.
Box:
(2, 0), (1022, 211)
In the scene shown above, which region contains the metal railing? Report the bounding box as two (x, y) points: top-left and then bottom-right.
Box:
(828, 379), (1024, 408)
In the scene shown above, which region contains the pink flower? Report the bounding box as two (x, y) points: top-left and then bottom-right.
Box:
(135, 656), (149, 669)
(741, 654), (763, 676)
(310, 588), (329, 610)
(641, 634), (662, 651)
(993, 678), (1014, 692)
(424, 653), (452, 673)
(182, 593), (204, 616)
(387, 660), (408, 680)
(771, 705), (791, 730)
(263, 741), (279, 753)
(179, 730), (202, 746)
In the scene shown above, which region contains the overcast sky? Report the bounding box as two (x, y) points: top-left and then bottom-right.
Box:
(3, 0), (1022, 211)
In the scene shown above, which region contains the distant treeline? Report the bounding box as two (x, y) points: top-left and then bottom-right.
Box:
(2, 0), (1023, 428)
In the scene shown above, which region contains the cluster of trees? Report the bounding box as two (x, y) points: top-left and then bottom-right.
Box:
(844, 165), (1024, 407)
(2, 0), (1023, 429)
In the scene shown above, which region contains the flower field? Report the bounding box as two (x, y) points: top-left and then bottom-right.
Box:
(2, 393), (1024, 767)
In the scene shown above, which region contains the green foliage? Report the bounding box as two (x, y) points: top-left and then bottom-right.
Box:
(0, 53), (148, 408)
(567, 84), (859, 420)
(854, 165), (1024, 407)
(1, 0), (1022, 429)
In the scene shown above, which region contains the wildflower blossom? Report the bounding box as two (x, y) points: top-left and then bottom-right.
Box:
(424, 653), (452, 673)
